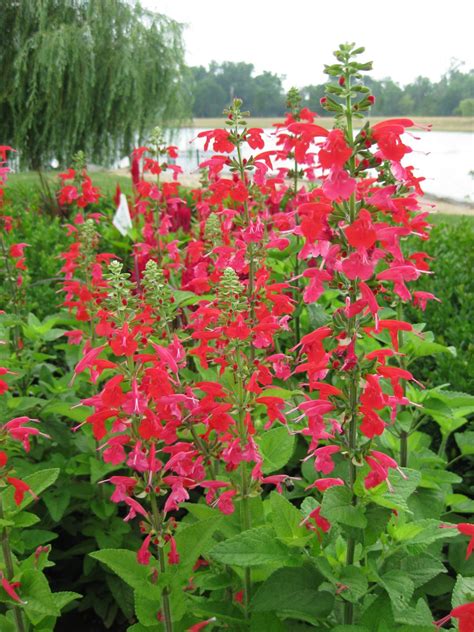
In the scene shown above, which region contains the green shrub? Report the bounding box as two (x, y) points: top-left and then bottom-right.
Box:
(407, 218), (474, 393)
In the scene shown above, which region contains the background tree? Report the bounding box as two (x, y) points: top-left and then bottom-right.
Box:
(190, 62), (286, 117)
(0, 0), (190, 168)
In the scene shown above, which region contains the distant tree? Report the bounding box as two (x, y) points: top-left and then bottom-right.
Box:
(190, 62), (285, 117)
(456, 98), (474, 116)
(300, 83), (327, 115)
(251, 71), (286, 116)
(0, 0), (190, 168)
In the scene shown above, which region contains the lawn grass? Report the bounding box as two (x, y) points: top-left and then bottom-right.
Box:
(6, 172), (472, 223)
(187, 116), (474, 133)
(430, 213), (474, 226)
(5, 170), (133, 202)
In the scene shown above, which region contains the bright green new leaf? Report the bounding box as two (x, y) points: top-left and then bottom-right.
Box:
(257, 426), (295, 474)
(269, 492), (311, 546)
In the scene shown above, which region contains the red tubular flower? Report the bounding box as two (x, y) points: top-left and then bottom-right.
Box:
(1, 576), (23, 603)
(7, 476), (36, 506)
(451, 603), (474, 632)
(197, 129), (234, 153)
(136, 534), (152, 565)
(319, 129), (352, 169)
(457, 523), (474, 559)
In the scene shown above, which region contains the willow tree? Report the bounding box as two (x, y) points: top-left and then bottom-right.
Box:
(0, 0), (190, 168)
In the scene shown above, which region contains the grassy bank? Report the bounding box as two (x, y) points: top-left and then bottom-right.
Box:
(6, 171), (474, 222)
(188, 116), (474, 133)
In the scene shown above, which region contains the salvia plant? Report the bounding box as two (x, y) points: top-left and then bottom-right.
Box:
(0, 43), (473, 632)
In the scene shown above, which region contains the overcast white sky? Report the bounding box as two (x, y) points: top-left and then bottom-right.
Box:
(142, 0), (474, 88)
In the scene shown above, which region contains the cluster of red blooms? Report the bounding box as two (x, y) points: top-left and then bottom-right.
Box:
(54, 79), (473, 627)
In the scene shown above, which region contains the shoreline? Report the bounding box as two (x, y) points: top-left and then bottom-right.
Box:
(110, 169), (474, 216)
(184, 116), (474, 134)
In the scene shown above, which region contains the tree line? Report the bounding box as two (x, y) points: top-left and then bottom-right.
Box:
(2, 0), (472, 169)
(190, 61), (474, 118)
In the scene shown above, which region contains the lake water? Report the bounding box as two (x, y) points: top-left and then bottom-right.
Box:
(164, 128), (474, 203)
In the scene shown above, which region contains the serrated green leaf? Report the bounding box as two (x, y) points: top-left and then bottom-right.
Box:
(89, 549), (158, 596)
(380, 570), (414, 619)
(257, 426), (295, 474)
(134, 590), (161, 627)
(21, 569), (60, 622)
(321, 487), (367, 528)
(210, 526), (299, 567)
(370, 468), (420, 513)
(452, 574), (474, 608)
(251, 566), (331, 624)
(401, 555), (446, 587)
(269, 492), (311, 546)
(339, 566), (368, 603)
(171, 516), (223, 577)
(455, 431), (474, 456)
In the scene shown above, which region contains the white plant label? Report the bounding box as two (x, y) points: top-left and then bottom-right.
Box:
(113, 194), (132, 236)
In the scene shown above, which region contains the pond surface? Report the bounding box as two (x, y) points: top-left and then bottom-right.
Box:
(166, 128), (474, 203)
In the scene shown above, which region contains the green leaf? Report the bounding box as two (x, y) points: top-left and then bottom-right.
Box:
(52, 591), (82, 611)
(106, 575), (133, 620)
(89, 549), (158, 597)
(257, 426), (295, 474)
(402, 338), (455, 358)
(452, 574), (474, 608)
(127, 625), (160, 632)
(190, 596), (245, 624)
(321, 487), (367, 528)
(392, 598), (433, 626)
(250, 613), (286, 632)
(21, 569), (60, 623)
(455, 431), (474, 456)
(380, 570), (414, 620)
(401, 555), (446, 588)
(332, 627), (370, 632)
(43, 487), (71, 522)
(2, 468), (60, 515)
(172, 290), (213, 307)
(269, 492), (311, 547)
(42, 401), (91, 422)
(339, 566), (368, 603)
(171, 517), (223, 576)
(370, 468), (420, 513)
(0, 615), (15, 632)
(6, 397), (45, 412)
(210, 526), (299, 567)
(420, 469), (462, 488)
(134, 591), (161, 627)
(259, 387), (299, 400)
(13, 512), (40, 528)
(251, 566), (332, 624)
(389, 519), (457, 552)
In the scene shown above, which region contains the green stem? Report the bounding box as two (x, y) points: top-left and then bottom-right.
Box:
(0, 235), (21, 358)
(235, 139), (256, 364)
(189, 424), (217, 479)
(235, 346), (252, 616)
(293, 154), (302, 345)
(343, 64), (359, 628)
(396, 303), (409, 467)
(0, 501), (27, 632)
(149, 493), (173, 632)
